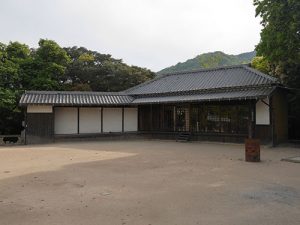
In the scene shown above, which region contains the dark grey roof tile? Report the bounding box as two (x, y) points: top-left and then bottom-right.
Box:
(125, 65), (278, 95)
(131, 86), (275, 104)
(19, 91), (134, 106)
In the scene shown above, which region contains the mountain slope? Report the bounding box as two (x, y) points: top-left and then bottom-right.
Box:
(158, 51), (256, 74)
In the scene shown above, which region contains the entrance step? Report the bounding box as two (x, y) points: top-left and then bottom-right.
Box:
(176, 132), (192, 142)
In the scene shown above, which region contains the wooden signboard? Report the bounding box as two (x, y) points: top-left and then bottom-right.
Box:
(245, 139), (260, 162)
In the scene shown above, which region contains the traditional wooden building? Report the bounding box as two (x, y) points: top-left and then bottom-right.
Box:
(19, 65), (288, 145)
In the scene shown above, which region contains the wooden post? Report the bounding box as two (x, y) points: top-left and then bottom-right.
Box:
(122, 107), (124, 133)
(24, 109), (27, 145)
(51, 106), (55, 141)
(77, 107), (80, 134)
(248, 101), (254, 139)
(150, 104), (153, 131)
(101, 107), (103, 133)
(137, 106), (140, 132)
(245, 100), (260, 162)
(162, 104), (165, 131)
(187, 104), (191, 132)
(270, 97), (275, 147)
(173, 106), (176, 132)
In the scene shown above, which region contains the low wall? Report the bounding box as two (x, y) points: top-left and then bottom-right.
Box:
(0, 135), (23, 146)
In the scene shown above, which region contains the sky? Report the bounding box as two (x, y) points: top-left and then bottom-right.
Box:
(0, 0), (262, 72)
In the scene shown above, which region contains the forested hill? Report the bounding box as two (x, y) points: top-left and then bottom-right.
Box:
(157, 51), (256, 74)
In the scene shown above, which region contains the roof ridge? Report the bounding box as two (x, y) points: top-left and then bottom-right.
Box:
(125, 65), (248, 94)
(156, 64), (247, 77)
(125, 64), (278, 95)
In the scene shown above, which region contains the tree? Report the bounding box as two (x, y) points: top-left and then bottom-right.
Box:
(64, 46), (155, 92)
(0, 40), (71, 134)
(254, 0), (300, 139)
(254, 0), (300, 86)
(6, 42), (30, 60)
(0, 42), (29, 134)
(0, 40), (155, 135)
(32, 39), (71, 90)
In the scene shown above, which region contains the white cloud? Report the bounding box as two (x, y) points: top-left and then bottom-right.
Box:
(0, 0), (262, 71)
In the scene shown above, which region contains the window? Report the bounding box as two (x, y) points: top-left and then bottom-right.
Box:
(190, 103), (249, 134)
(207, 105), (220, 133)
(176, 106), (188, 131)
(163, 105), (175, 131)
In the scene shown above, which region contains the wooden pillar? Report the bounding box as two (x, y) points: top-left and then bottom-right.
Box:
(52, 106), (55, 141)
(270, 96), (275, 147)
(173, 106), (176, 132)
(77, 107), (80, 134)
(162, 104), (165, 131)
(187, 104), (191, 132)
(252, 101), (256, 138)
(122, 107), (124, 132)
(24, 109), (27, 145)
(248, 101), (255, 139)
(101, 107), (103, 133)
(150, 104), (153, 131)
(137, 106), (140, 132)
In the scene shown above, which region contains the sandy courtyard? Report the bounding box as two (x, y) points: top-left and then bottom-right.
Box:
(0, 140), (299, 225)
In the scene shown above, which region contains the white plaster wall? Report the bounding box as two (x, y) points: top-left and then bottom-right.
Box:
(54, 107), (78, 134)
(27, 105), (53, 113)
(124, 108), (138, 132)
(256, 98), (270, 125)
(79, 108), (101, 133)
(103, 108), (122, 132)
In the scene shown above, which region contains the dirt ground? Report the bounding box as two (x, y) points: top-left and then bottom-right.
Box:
(0, 140), (299, 225)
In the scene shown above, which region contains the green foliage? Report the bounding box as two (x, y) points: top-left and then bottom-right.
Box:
(0, 88), (22, 135)
(64, 46), (154, 92)
(6, 42), (30, 60)
(30, 39), (71, 90)
(254, 0), (300, 139)
(0, 40), (155, 134)
(78, 53), (95, 64)
(36, 39), (70, 66)
(158, 51), (256, 74)
(254, 0), (300, 86)
(0, 88), (16, 109)
(251, 56), (270, 74)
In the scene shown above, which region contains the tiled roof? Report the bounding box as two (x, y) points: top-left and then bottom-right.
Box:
(19, 65), (280, 106)
(125, 65), (278, 95)
(19, 91), (134, 106)
(132, 86), (276, 104)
